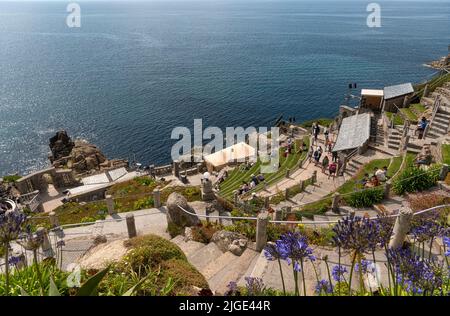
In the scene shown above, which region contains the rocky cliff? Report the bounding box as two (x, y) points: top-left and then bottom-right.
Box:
(49, 130), (128, 175)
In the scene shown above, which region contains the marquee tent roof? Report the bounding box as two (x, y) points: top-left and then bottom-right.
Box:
(333, 113), (371, 152)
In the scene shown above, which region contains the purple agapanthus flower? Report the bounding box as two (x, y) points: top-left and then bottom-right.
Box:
(263, 241), (287, 261)
(225, 281), (239, 296)
(443, 236), (450, 257)
(355, 259), (376, 274)
(278, 232), (315, 268)
(244, 277), (265, 296)
(387, 248), (442, 294)
(315, 279), (333, 294)
(0, 210), (26, 244)
(331, 265), (348, 282)
(8, 255), (22, 266)
(411, 221), (448, 242)
(332, 215), (380, 254)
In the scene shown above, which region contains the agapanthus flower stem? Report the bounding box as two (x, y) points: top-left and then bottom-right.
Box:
(324, 260), (334, 296)
(348, 251), (357, 296)
(277, 258), (286, 295)
(300, 259), (306, 296)
(33, 249), (44, 291)
(428, 237), (434, 260)
(293, 265), (299, 296)
(357, 257), (366, 294)
(338, 247), (341, 296)
(4, 243), (9, 296)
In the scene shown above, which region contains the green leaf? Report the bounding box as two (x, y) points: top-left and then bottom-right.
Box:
(49, 277), (61, 296)
(76, 266), (109, 296)
(122, 273), (152, 296)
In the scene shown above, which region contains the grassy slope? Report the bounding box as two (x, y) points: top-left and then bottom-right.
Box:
(385, 112), (404, 126)
(400, 108), (418, 122)
(219, 137), (310, 198)
(337, 158), (392, 194)
(442, 144), (450, 165)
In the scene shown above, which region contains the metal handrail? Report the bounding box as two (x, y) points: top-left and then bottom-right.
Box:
(177, 203), (450, 225)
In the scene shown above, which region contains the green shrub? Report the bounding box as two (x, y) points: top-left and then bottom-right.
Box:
(393, 165), (440, 195)
(133, 197), (154, 210)
(160, 259), (209, 294)
(267, 223), (290, 242)
(224, 221), (256, 241)
(135, 176), (155, 186)
(344, 187), (385, 208)
(122, 234), (187, 271)
(2, 175), (21, 183)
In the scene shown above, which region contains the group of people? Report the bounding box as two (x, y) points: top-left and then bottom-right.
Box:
(359, 166), (388, 188)
(238, 173), (266, 195)
(308, 145), (339, 179)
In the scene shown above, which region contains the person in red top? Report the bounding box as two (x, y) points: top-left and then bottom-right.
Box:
(328, 161), (337, 179)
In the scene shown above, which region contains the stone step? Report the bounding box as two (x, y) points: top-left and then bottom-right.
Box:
(188, 242), (223, 272)
(429, 127), (446, 136)
(387, 143), (400, 150)
(201, 251), (238, 281)
(237, 247), (263, 286)
(248, 249), (321, 295)
(207, 248), (259, 294)
(426, 132), (440, 139)
(430, 122), (448, 133)
(433, 116), (450, 125)
(171, 235), (205, 257)
(435, 112), (450, 119)
(367, 144), (396, 156)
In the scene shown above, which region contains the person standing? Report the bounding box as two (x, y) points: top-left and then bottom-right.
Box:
(321, 155), (329, 174)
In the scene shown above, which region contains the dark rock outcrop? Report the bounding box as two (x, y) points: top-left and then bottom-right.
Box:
(49, 130), (74, 162)
(48, 130), (128, 175)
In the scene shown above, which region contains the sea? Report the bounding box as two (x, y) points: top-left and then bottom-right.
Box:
(1, 0), (450, 175)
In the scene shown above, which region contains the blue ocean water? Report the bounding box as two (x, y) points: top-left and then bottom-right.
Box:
(1, 0), (449, 175)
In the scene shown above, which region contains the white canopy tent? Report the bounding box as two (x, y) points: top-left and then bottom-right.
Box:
(204, 142), (257, 172)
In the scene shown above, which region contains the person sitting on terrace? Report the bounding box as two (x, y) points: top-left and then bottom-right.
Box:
(415, 145), (432, 166)
(365, 175), (380, 188)
(239, 181), (249, 195)
(251, 174), (259, 186)
(359, 173), (370, 187)
(376, 166), (388, 182)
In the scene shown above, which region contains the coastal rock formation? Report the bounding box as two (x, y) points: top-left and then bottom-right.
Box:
(49, 131), (75, 162)
(427, 54), (450, 69)
(166, 192), (201, 228)
(49, 130), (128, 174)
